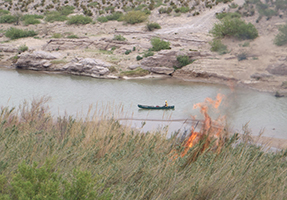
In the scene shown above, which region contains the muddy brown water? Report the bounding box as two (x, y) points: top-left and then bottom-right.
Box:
(1, 68), (287, 139)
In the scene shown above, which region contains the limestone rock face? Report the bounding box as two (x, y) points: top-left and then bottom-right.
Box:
(0, 44), (18, 53)
(15, 51), (62, 70)
(140, 50), (213, 75)
(266, 63), (287, 76)
(42, 38), (130, 51)
(64, 58), (111, 77)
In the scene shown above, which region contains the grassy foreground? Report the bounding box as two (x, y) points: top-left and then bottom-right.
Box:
(1, 98), (287, 199)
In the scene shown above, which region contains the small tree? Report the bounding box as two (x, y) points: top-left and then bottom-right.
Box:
(151, 37), (170, 51)
(274, 23), (287, 46)
(210, 18), (258, 40)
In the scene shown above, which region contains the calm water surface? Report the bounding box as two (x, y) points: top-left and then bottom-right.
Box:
(1, 68), (287, 139)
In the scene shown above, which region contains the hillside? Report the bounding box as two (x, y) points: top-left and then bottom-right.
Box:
(0, 0), (286, 95)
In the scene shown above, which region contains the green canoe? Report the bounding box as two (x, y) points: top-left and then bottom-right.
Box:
(138, 104), (175, 109)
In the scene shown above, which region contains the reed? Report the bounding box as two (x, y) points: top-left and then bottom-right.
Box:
(1, 98), (287, 199)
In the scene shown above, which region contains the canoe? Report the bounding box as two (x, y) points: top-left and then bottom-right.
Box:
(138, 104), (175, 109)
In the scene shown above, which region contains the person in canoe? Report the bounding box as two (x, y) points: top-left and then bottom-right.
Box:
(165, 100), (168, 107)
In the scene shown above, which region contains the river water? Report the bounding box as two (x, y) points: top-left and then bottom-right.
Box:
(1, 67), (287, 139)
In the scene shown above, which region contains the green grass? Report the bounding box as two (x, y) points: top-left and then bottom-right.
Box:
(176, 55), (194, 67)
(18, 44), (28, 52)
(21, 14), (44, 25)
(67, 15), (92, 25)
(0, 98), (287, 199)
(52, 33), (62, 38)
(120, 67), (149, 76)
(67, 34), (79, 38)
(5, 27), (37, 40)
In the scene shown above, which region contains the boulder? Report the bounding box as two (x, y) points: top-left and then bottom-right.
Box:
(0, 44), (18, 53)
(15, 51), (62, 70)
(266, 63), (287, 76)
(64, 58), (111, 77)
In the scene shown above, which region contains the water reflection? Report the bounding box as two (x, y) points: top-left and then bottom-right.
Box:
(1, 67), (287, 139)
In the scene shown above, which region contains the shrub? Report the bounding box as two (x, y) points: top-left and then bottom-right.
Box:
(210, 18), (258, 40)
(18, 44), (28, 52)
(1, 160), (113, 199)
(57, 5), (75, 16)
(177, 55), (193, 67)
(113, 34), (126, 41)
(5, 27), (37, 39)
(146, 22), (161, 31)
(67, 15), (92, 25)
(143, 50), (154, 57)
(159, 7), (173, 14)
(136, 55), (143, 60)
(237, 52), (248, 61)
(106, 11), (123, 21)
(45, 12), (67, 22)
(0, 15), (17, 23)
(216, 12), (241, 20)
(122, 11), (148, 24)
(174, 6), (189, 13)
(209, 39), (228, 54)
(97, 16), (108, 23)
(125, 50), (132, 55)
(21, 14), (44, 25)
(67, 34), (78, 38)
(52, 33), (62, 38)
(151, 37), (170, 51)
(274, 23), (287, 46)
(45, 6), (74, 23)
(0, 9), (9, 16)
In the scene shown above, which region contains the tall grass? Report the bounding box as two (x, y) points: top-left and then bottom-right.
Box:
(1, 98), (287, 199)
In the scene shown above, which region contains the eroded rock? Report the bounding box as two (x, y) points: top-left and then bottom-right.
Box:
(64, 58), (111, 77)
(266, 63), (287, 76)
(16, 51), (62, 70)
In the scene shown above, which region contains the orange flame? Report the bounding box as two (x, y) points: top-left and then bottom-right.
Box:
(180, 93), (225, 157)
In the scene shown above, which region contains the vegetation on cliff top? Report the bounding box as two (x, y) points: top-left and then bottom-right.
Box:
(0, 98), (287, 199)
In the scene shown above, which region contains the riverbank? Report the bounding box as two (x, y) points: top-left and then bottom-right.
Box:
(0, 0), (287, 95)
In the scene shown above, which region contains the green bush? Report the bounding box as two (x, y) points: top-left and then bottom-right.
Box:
(158, 7), (173, 14)
(210, 18), (258, 40)
(136, 55), (143, 60)
(177, 55), (193, 67)
(125, 50), (132, 55)
(0, 15), (17, 23)
(57, 5), (75, 16)
(18, 44), (28, 52)
(0, 9), (9, 16)
(143, 50), (154, 57)
(146, 22), (161, 31)
(122, 11), (148, 24)
(216, 12), (241, 19)
(67, 15), (92, 25)
(21, 14), (44, 25)
(52, 33), (62, 38)
(209, 39), (228, 54)
(45, 12), (67, 22)
(113, 34), (126, 41)
(0, 160), (113, 199)
(151, 37), (170, 51)
(274, 23), (287, 46)
(5, 27), (37, 39)
(237, 52), (248, 61)
(106, 11), (123, 21)
(174, 6), (189, 13)
(97, 16), (108, 23)
(45, 6), (74, 23)
(67, 34), (79, 38)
